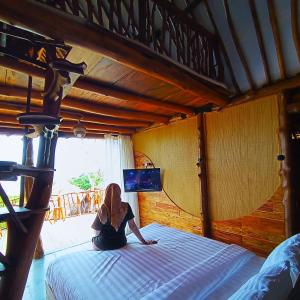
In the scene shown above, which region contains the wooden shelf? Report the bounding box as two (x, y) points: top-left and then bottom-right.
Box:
(17, 113), (61, 126)
(0, 161), (55, 181)
(0, 206), (49, 222)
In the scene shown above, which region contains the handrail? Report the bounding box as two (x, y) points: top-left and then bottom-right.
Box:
(34, 0), (223, 82)
(47, 189), (104, 221)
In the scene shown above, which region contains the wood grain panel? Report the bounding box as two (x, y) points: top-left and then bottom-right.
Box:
(212, 186), (285, 256)
(133, 117), (201, 216)
(135, 152), (203, 235)
(206, 95), (281, 220)
(136, 150), (285, 256)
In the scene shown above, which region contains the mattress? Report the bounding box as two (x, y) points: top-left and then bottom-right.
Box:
(46, 223), (265, 300)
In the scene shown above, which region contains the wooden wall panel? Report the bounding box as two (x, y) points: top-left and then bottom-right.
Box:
(212, 186), (285, 256)
(133, 95), (286, 256)
(206, 95), (281, 220)
(132, 117), (201, 216)
(135, 152), (202, 235)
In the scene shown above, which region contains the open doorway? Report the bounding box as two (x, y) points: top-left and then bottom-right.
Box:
(0, 135), (106, 254)
(41, 137), (106, 254)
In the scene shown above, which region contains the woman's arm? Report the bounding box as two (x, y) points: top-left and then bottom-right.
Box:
(128, 219), (157, 245)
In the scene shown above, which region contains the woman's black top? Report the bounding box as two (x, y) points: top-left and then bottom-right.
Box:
(91, 203), (134, 250)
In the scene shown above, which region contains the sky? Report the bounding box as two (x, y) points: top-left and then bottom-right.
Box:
(0, 135), (106, 196)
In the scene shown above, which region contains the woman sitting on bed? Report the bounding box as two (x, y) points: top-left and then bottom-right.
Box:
(91, 183), (157, 250)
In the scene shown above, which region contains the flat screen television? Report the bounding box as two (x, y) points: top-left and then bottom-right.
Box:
(123, 168), (162, 192)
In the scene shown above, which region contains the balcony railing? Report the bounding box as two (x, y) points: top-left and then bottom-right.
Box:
(34, 0), (223, 82)
(47, 189), (104, 222)
(0, 190), (103, 230)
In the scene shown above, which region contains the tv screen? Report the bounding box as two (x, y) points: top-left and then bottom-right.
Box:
(123, 168), (162, 192)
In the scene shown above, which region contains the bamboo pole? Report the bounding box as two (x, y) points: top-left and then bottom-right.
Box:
(204, 0), (241, 94)
(278, 93), (293, 237)
(268, 0), (286, 79)
(249, 0), (271, 84)
(197, 113), (211, 237)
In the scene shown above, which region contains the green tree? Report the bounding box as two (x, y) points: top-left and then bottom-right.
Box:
(69, 170), (104, 191)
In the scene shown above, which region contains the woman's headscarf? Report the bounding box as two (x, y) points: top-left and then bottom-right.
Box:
(99, 183), (127, 231)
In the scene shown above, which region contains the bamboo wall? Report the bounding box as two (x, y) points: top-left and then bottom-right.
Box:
(206, 95), (281, 221)
(132, 95), (286, 256)
(135, 152), (202, 235)
(132, 117), (201, 216)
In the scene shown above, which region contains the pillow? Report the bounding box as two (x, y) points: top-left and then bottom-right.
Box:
(228, 261), (292, 300)
(261, 234), (300, 286)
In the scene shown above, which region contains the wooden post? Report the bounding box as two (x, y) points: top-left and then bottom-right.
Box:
(24, 138), (34, 204)
(278, 93), (293, 237)
(20, 75), (32, 207)
(0, 62), (78, 300)
(197, 113), (211, 237)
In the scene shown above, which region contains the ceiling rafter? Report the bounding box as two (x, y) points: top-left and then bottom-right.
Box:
(0, 0), (229, 105)
(0, 56), (194, 115)
(0, 97), (151, 128)
(0, 89), (169, 124)
(249, 0), (271, 84)
(291, 0), (300, 63)
(230, 74), (300, 107)
(61, 97), (168, 123)
(267, 0), (286, 79)
(0, 123), (108, 137)
(223, 0), (255, 91)
(0, 114), (135, 134)
(204, 0), (241, 94)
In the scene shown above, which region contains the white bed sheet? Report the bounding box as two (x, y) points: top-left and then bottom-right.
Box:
(46, 223), (264, 300)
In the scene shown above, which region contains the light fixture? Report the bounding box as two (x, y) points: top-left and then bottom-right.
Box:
(73, 120), (86, 138)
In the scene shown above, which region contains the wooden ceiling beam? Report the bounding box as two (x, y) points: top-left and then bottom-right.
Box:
(0, 0), (229, 105)
(223, 0), (255, 91)
(267, 0), (286, 79)
(230, 74), (300, 106)
(249, 0), (271, 84)
(61, 121), (135, 134)
(0, 56), (45, 78)
(61, 97), (169, 123)
(0, 56), (194, 115)
(291, 0), (300, 63)
(0, 114), (135, 134)
(0, 126), (106, 138)
(75, 80), (195, 115)
(0, 99), (151, 127)
(0, 84), (168, 123)
(204, 0), (240, 94)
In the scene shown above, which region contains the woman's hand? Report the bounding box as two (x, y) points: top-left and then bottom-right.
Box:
(142, 240), (158, 245)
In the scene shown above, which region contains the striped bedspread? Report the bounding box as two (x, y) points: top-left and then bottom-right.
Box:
(46, 223), (264, 300)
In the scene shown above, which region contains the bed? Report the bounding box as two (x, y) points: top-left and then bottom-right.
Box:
(45, 223), (271, 299)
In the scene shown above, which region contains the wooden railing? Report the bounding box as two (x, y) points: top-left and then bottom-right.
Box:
(47, 189), (104, 222)
(34, 0), (223, 81)
(0, 190), (103, 229)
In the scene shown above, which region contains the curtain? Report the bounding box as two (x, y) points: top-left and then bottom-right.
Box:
(104, 134), (140, 229)
(104, 134), (121, 186)
(119, 136), (140, 228)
